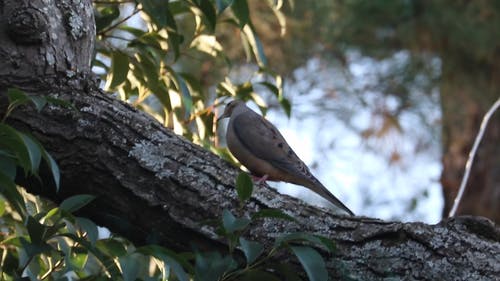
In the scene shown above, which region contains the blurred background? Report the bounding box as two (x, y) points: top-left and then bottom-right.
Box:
(94, 0), (500, 223)
(3, 1), (499, 279)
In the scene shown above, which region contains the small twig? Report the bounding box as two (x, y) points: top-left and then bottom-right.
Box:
(448, 96), (500, 217)
(40, 258), (64, 280)
(221, 247), (278, 281)
(98, 8), (141, 36)
(183, 99), (227, 124)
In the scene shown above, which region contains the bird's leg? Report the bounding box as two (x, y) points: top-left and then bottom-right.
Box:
(251, 174), (269, 185)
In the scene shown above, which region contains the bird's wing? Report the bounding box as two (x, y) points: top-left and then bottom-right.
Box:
(232, 111), (313, 180)
(232, 110), (355, 216)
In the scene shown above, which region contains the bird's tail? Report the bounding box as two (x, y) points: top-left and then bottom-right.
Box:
(307, 179), (355, 216)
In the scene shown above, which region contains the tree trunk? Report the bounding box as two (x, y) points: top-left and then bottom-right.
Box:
(0, 1), (499, 280)
(440, 55), (500, 223)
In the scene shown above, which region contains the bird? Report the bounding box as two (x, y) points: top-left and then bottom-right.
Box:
(218, 100), (354, 216)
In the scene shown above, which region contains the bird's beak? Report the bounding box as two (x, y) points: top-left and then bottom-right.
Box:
(216, 112), (229, 122)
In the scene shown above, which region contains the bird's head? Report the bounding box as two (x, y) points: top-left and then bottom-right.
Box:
(217, 100), (246, 121)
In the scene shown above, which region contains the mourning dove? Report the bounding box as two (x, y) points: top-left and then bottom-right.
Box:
(218, 100), (354, 216)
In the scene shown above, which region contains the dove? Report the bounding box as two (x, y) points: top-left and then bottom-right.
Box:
(218, 100), (354, 216)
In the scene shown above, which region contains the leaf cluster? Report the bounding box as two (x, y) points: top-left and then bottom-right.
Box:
(0, 89), (62, 217)
(205, 172), (334, 281)
(93, 0), (291, 152)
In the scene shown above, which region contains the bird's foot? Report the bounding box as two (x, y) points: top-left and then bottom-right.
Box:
(251, 174), (269, 185)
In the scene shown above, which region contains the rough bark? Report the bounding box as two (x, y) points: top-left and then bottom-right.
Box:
(0, 0), (95, 86)
(0, 0), (499, 280)
(1, 84), (499, 280)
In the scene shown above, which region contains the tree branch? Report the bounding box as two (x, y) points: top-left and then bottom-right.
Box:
(1, 79), (498, 280)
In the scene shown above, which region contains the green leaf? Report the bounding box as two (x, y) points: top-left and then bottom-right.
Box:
(167, 32), (183, 60)
(18, 132), (42, 174)
(258, 81), (280, 97)
(59, 233), (123, 278)
(180, 73), (204, 100)
(242, 25), (268, 67)
(315, 235), (336, 253)
(44, 222), (67, 240)
(163, 255), (191, 281)
(197, 0), (217, 31)
(119, 253), (142, 281)
(251, 208), (296, 222)
(231, 0), (249, 28)
(236, 172), (253, 202)
(5, 88), (30, 118)
(0, 171), (26, 215)
(132, 32), (165, 51)
(28, 96), (48, 112)
(95, 5), (120, 32)
(136, 52), (160, 90)
(7, 88), (48, 113)
(290, 246), (328, 281)
(41, 150), (60, 191)
(239, 238), (263, 265)
(140, 0), (173, 29)
(168, 1), (192, 16)
(27, 216), (48, 244)
(67, 250), (89, 271)
(106, 51), (130, 89)
(137, 245), (191, 281)
(0, 124), (34, 173)
(235, 81), (254, 99)
(7, 87), (29, 104)
(174, 72), (193, 118)
(140, 0), (182, 59)
(194, 252), (236, 281)
(4, 85), (68, 120)
(19, 236), (52, 258)
(0, 153), (17, 180)
(0, 196), (5, 216)
(60, 195), (95, 213)
(119, 26), (147, 37)
(96, 238), (128, 257)
(76, 217), (99, 246)
(43, 207), (60, 221)
(279, 97), (291, 118)
(2, 235), (22, 247)
(222, 209), (250, 233)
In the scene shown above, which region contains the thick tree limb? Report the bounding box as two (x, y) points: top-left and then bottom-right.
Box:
(0, 0), (498, 279)
(1, 82), (498, 280)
